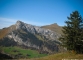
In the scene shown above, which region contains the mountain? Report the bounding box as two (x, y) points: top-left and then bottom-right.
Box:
(41, 23), (63, 34)
(0, 21), (64, 54)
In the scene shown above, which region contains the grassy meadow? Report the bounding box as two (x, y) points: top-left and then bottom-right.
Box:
(0, 46), (47, 59)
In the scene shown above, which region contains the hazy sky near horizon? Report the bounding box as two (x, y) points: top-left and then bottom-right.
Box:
(0, 0), (83, 29)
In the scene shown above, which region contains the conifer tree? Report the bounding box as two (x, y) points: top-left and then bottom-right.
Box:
(59, 11), (83, 53)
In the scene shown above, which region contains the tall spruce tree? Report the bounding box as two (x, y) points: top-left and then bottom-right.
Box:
(59, 11), (83, 53)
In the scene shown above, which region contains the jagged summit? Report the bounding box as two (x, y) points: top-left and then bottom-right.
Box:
(15, 21), (60, 41)
(0, 21), (63, 54)
(16, 20), (25, 25)
(16, 20), (22, 23)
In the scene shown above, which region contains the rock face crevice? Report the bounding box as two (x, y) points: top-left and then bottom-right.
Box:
(0, 21), (63, 54)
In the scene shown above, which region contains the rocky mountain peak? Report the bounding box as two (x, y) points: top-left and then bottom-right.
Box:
(16, 20), (25, 25)
(15, 21), (60, 41)
(15, 20), (25, 29)
(16, 20), (23, 24)
(0, 21), (63, 54)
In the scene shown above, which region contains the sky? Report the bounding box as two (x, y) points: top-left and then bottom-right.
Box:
(0, 0), (83, 29)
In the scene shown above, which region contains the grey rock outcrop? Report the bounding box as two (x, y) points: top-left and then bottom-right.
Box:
(15, 21), (60, 42)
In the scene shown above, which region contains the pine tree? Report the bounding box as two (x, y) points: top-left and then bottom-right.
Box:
(59, 11), (83, 53)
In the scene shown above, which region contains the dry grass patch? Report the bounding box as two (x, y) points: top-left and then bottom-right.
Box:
(41, 23), (63, 34)
(0, 25), (16, 39)
(26, 52), (83, 60)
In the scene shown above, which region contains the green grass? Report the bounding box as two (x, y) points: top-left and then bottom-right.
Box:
(0, 46), (47, 58)
(1, 46), (83, 60)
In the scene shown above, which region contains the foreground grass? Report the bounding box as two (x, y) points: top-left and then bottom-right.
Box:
(0, 46), (47, 58)
(26, 52), (83, 60)
(0, 46), (83, 60)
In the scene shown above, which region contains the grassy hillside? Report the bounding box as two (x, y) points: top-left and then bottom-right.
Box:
(27, 52), (83, 60)
(0, 28), (9, 39)
(0, 25), (16, 39)
(41, 23), (63, 34)
(0, 46), (47, 59)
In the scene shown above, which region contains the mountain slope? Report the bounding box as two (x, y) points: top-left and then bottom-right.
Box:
(41, 23), (63, 34)
(0, 21), (63, 55)
(0, 25), (16, 39)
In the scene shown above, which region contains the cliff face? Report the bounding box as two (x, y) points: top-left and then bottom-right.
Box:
(15, 21), (60, 41)
(0, 21), (63, 54)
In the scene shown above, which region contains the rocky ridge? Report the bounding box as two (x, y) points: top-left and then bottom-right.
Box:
(0, 21), (63, 54)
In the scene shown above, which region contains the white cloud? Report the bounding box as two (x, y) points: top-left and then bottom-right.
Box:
(0, 17), (17, 23)
(0, 17), (18, 29)
(0, 17), (50, 29)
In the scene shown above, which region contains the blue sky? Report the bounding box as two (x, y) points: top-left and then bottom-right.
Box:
(0, 0), (83, 29)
